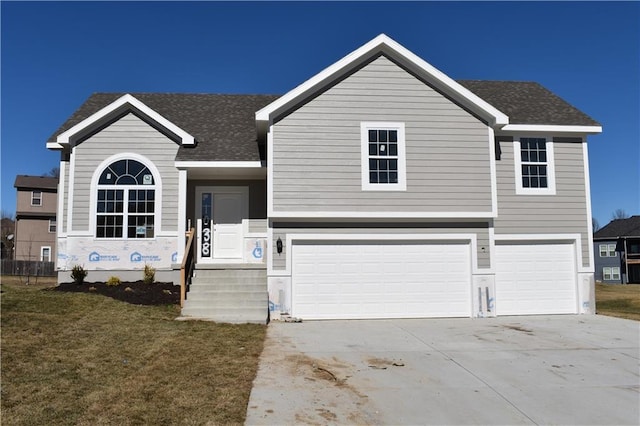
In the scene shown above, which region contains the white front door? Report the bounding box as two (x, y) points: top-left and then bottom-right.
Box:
(196, 187), (248, 262)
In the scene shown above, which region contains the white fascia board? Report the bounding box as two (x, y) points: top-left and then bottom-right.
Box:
(501, 124), (602, 134)
(270, 211), (496, 220)
(56, 94), (195, 146)
(47, 142), (64, 150)
(174, 161), (263, 169)
(256, 34), (508, 127)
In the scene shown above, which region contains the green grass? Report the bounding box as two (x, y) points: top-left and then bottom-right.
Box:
(1, 275), (266, 425)
(596, 283), (640, 321)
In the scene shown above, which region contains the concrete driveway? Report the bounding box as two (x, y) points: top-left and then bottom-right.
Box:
(246, 315), (639, 425)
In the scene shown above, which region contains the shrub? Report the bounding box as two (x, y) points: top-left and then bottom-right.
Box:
(143, 264), (156, 284)
(106, 276), (121, 287)
(71, 265), (88, 285)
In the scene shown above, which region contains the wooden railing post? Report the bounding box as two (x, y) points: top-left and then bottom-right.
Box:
(180, 228), (196, 308)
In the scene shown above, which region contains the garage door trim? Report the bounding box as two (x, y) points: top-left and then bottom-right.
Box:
(284, 233), (479, 275)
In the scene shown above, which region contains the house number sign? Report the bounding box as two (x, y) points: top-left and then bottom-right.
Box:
(201, 193), (212, 258)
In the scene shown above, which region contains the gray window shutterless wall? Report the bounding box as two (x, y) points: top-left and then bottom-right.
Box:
(69, 113), (180, 234)
(271, 55), (493, 214)
(495, 136), (590, 267)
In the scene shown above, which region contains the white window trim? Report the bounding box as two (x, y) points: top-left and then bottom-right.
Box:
(49, 218), (56, 233)
(599, 243), (617, 257)
(514, 137), (556, 195)
(361, 122), (406, 191)
(603, 266), (621, 281)
(41, 246), (51, 262)
(89, 153), (162, 240)
(31, 190), (42, 206)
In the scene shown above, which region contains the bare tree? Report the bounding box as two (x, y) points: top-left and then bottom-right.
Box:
(611, 209), (630, 220)
(592, 217), (600, 233)
(43, 167), (60, 179)
(1, 210), (15, 260)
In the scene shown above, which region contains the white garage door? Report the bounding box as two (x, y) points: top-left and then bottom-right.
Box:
(495, 242), (577, 315)
(292, 241), (472, 320)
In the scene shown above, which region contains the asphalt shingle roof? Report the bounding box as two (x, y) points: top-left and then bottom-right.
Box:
(48, 80), (599, 162)
(47, 93), (280, 162)
(457, 80), (600, 126)
(594, 216), (640, 239)
(14, 175), (58, 190)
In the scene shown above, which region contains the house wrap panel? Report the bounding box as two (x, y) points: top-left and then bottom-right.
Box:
(495, 139), (590, 268)
(271, 55), (492, 214)
(271, 224), (490, 270)
(70, 113), (180, 233)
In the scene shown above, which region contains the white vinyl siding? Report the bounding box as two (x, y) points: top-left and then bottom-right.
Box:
(271, 55), (492, 214)
(70, 113), (179, 233)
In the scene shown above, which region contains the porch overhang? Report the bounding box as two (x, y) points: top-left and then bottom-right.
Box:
(174, 161), (266, 179)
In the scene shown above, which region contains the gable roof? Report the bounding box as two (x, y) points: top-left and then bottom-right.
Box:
(594, 216), (640, 239)
(47, 93), (279, 162)
(256, 34), (509, 130)
(14, 175), (58, 190)
(457, 80), (600, 127)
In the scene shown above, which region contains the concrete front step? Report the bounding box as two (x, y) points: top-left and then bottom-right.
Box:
(180, 306), (268, 324)
(181, 265), (268, 324)
(184, 296), (268, 308)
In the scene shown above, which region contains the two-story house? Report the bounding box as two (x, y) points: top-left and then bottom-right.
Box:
(594, 216), (640, 284)
(46, 35), (601, 322)
(14, 175), (58, 263)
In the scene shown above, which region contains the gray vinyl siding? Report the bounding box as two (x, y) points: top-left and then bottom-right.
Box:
(271, 223), (490, 270)
(271, 55), (492, 213)
(495, 139), (590, 267)
(70, 113), (180, 233)
(248, 219), (267, 234)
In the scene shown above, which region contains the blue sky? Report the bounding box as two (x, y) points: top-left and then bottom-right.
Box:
(1, 1), (638, 227)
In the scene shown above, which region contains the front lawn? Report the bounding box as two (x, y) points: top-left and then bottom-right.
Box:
(1, 276), (266, 425)
(596, 283), (640, 321)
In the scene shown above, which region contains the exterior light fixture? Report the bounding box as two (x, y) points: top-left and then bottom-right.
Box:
(276, 237), (283, 255)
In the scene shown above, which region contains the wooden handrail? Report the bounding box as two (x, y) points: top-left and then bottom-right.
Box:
(180, 228), (196, 308)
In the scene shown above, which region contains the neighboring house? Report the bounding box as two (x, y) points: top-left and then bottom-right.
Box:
(594, 216), (640, 284)
(46, 34), (601, 322)
(14, 175), (58, 263)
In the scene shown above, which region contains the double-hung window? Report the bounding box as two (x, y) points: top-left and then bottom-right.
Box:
(96, 159), (156, 239)
(603, 267), (621, 281)
(599, 244), (616, 257)
(31, 190), (42, 206)
(49, 218), (56, 233)
(361, 122), (406, 191)
(514, 137), (555, 195)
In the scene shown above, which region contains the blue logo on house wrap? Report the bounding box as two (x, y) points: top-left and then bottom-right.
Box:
(89, 252), (119, 262)
(171, 252), (178, 263)
(130, 252), (161, 263)
(252, 241), (263, 259)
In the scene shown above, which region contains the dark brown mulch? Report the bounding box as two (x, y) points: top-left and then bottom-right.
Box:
(52, 281), (180, 306)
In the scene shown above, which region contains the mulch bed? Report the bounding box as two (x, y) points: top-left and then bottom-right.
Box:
(53, 281), (180, 306)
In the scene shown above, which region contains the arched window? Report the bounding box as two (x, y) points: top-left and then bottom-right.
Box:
(96, 159), (156, 239)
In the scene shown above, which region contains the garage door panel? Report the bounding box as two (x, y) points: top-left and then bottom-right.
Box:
(292, 241), (471, 320)
(496, 243), (577, 316)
